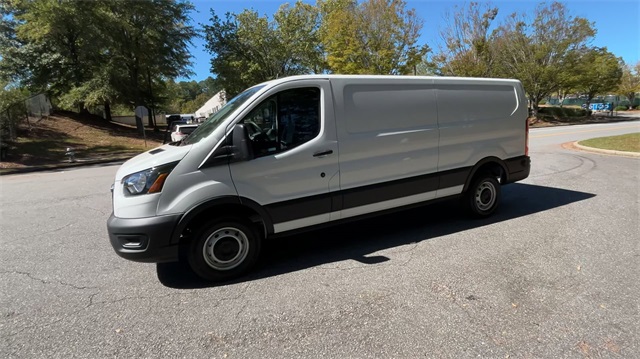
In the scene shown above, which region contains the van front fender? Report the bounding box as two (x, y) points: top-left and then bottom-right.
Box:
(170, 196), (274, 244)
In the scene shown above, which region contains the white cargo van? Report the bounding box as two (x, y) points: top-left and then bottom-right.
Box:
(108, 75), (530, 281)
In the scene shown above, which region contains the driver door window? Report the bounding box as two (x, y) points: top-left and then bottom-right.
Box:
(241, 87), (320, 158)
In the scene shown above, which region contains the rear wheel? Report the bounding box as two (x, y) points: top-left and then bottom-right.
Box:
(465, 173), (501, 217)
(188, 219), (261, 281)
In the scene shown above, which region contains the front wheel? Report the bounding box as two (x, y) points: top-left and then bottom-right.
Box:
(188, 219), (261, 282)
(464, 173), (501, 218)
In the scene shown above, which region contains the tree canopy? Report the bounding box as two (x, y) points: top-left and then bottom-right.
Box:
(203, 0), (429, 96)
(436, 2), (498, 77)
(1, 0), (634, 125)
(0, 0), (196, 122)
(203, 1), (326, 97)
(433, 1), (630, 113)
(320, 0), (428, 75)
(568, 47), (622, 107)
(617, 62), (640, 108)
(492, 2), (596, 114)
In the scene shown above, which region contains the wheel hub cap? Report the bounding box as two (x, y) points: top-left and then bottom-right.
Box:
(203, 227), (249, 271)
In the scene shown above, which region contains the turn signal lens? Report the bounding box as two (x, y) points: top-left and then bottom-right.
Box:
(148, 173), (169, 194)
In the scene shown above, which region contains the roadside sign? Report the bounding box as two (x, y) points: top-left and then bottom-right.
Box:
(588, 103), (612, 111)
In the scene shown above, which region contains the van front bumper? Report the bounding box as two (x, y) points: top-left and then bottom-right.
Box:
(107, 213), (182, 263)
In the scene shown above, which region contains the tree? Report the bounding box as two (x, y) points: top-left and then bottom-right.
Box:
(319, 0), (428, 75)
(617, 62), (640, 109)
(1, 0), (105, 112)
(0, 82), (29, 140)
(568, 48), (622, 109)
(493, 2), (595, 117)
(203, 1), (324, 97)
(436, 2), (498, 77)
(0, 0), (196, 125)
(99, 0), (196, 126)
(199, 76), (222, 97)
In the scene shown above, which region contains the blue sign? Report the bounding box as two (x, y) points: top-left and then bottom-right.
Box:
(589, 103), (612, 111)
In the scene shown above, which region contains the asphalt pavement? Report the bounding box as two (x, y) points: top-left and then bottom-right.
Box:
(0, 121), (639, 358)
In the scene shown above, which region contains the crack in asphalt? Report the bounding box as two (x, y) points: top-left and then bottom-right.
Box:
(1, 270), (99, 291)
(0, 193), (104, 208)
(79, 205), (110, 216)
(0, 290), (199, 340)
(232, 283), (253, 330)
(86, 291), (201, 308)
(1, 270), (101, 340)
(1, 223), (73, 244)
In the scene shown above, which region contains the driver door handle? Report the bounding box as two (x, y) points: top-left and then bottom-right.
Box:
(313, 150), (334, 157)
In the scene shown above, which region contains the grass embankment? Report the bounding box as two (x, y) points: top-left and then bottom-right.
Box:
(579, 133), (640, 153)
(0, 111), (164, 172)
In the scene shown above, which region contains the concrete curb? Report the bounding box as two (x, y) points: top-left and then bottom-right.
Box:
(0, 156), (133, 176)
(573, 142), (640, 158)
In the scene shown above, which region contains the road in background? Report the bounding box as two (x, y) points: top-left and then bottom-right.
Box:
(531, 120), (640, 146)
(1, 121), (638, 358)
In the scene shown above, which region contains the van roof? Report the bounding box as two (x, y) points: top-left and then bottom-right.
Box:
(256, 74), (522, 88)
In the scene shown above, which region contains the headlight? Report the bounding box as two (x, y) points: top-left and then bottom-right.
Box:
(122, 162), (177, 196)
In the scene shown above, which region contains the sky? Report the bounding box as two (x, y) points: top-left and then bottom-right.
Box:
(182, 0), (640, 82)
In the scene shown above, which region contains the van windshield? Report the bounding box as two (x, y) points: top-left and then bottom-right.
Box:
(182, 85), (265, 145)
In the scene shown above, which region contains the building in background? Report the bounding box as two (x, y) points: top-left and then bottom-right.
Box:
(195, 91), (226, 120)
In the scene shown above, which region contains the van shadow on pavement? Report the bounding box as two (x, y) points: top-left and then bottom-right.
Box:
(156, 183), (595, 289)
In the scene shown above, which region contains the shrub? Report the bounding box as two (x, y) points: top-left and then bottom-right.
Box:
(614, 105), (628, 111)
(538, 107), (588, 118)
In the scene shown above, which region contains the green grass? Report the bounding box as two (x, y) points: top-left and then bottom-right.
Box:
(579, 133), (640, 153)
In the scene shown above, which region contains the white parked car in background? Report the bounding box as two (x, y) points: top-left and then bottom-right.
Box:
(170, 123), (199, 142)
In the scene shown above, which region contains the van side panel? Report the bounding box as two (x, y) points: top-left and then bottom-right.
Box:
(436, 80), (527, 175)
(333, 79), (440, 191)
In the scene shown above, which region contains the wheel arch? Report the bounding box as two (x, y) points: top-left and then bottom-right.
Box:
(171, 196), (274, 245)
(463, 157), (509, 192)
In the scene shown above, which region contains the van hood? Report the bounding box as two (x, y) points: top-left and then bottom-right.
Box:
(115, 144), (192, 181)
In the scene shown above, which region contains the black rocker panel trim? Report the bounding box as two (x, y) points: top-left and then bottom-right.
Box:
(264, 193), (332, 224)
(265, 166), (471, 224)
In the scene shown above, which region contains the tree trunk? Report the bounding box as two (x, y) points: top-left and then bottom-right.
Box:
(78, 102), (87, 114)
(585, 94), (594, 116)
(147, 110), (155, 128)
(146, 69), (156, 129)
(134, 103), (145, 136)
(6, 109), (16, 140)
(134, 114), (144, 136)
(529, 96), (539, 119)
(104, 101), (112, 122)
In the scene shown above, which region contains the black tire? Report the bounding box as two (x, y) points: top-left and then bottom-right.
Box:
(464, 173), (501, 218)
(188, 218), (261, 282)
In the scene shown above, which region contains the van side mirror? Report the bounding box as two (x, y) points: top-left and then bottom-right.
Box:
(231, 123), (253, 161)
(203, 124), (253, 168)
